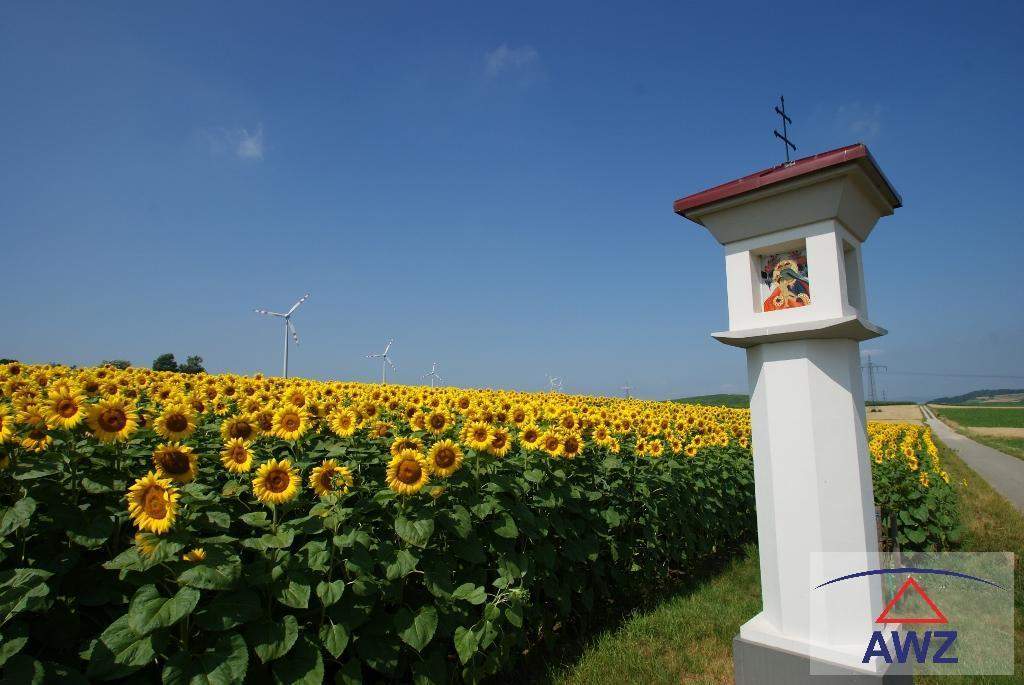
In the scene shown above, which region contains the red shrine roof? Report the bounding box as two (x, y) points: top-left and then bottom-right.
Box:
(673, 143), (902, 220)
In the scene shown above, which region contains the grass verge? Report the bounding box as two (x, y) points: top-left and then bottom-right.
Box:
(550, 438), (1024, 684)
(549, 546), (761, 685)
(931, 411), (1024, 461)
(962, 432), (1024, 461)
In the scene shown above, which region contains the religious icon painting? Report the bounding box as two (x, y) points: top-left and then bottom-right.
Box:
(760, 250), (810, 312)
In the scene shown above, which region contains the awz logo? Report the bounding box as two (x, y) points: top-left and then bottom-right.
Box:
(862, 577), (956, 665)
(814, 567), (1006, 667)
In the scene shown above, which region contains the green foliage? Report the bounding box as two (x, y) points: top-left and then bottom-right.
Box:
(179, 356), (206, 375)
(0, 411), (960, 682)
(152, 353), (179, 372)
(0, 410), (764, 682)
(99, 360), (132, 370)
(934, 407), (1024, 428)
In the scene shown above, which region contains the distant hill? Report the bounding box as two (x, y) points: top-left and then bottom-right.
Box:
(672, 394), (914, 408)
(672, 394), (749, 408)
(929, 388), (1024, 405)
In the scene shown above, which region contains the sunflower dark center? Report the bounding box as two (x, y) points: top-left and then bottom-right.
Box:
(229, 422), (253, 439)
(161, 450), (191, 475)
(265, 470), (290, 492)
(166, 414), (188, 432)
(281, 415), (299, 431)
(434, 448), (456, 468)
(144, 489), (168, 519)
(429, 415), (445, 429)
(396, 460), (422, 484)
(230, 446), (248, 463)
(99, 408), (127, 431)
(57, 399), (78, 417)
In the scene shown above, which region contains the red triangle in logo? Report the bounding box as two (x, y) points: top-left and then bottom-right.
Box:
(875, 576), (948, 624)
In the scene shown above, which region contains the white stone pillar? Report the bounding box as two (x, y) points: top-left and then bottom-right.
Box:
(674, 145), (909, 682)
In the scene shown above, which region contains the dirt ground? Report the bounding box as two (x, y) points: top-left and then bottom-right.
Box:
(865, 404), (923, 423)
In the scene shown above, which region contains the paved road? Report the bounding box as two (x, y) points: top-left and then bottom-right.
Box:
(922, 405), (1024, 512)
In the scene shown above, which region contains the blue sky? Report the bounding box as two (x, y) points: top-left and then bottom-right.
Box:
(3, 1), (1022, 401)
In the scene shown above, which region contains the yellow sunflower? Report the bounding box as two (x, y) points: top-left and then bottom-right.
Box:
(153, 403), (196, 441)
(386, 450), (430, 495)
(220, 438), (254, 473)
(220, 414), (259, 442)
(423, 410), (451, 435)
(561, 432), (584, 459)
(464, 421), (493, 451)
(18, 406), (52, 452)
(182, 548), (207, 562)
(328, 408), (359, 437)
(427, 439), (464, 477)
(390, 436), (423, 457)
(519, 424), (541, 450)
(486, 427), (513, 458)
(152, 443), (199, 483)
(272, 406), (309, 441)
(309, 458), (354, 497)
(127, 472), (179, 535)
(253, 408), (275, 434)
(134, 531), (158, 557)
(253, 458), (302, 505)
(42, 383), (87, 429)
(87, 396), (139, 443)
(0, 404), (13, 443)
(540, 431), (563, 457)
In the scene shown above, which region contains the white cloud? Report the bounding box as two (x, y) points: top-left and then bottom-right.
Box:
(204, 125), (264, 161)
(836, 103), (882, 141)
(235, 125), (263, 160)
(484, 44), (540, 79)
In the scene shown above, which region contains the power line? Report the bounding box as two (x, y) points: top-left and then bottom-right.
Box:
(884, 371), (1024, 380)
(860, 355), (887, 404)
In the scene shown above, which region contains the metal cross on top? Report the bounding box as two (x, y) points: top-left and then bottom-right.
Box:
(773, 95), (796, 163)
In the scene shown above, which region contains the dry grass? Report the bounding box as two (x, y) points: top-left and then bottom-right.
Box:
(865, 404), (924, 423)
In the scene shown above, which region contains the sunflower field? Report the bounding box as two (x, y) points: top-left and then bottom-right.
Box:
(0, 362), (957, 683)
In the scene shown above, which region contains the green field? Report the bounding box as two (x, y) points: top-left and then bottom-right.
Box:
(933, 407), (1024, 428)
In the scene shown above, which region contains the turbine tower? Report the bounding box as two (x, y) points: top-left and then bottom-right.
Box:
(254, 293), (309, 378)
(422, 362), (442, 388)
(367, 338), (396, 385)
(621, 382), (632, 398)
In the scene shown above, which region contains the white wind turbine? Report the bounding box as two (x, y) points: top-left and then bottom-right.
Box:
(621, 382), (633, 398)
(546, 374), (563, 393)
(422, 362), (442, 388)
(367, 338), (396, 385)
(254, 293), (309, 378)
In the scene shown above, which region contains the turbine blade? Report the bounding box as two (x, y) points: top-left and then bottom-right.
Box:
(384, 339), (393, 354)
(288, 320), (299, 346)
(386, 357), (396, 371)
(255, 309), (286, 317)
(287, 293), (311, 316)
